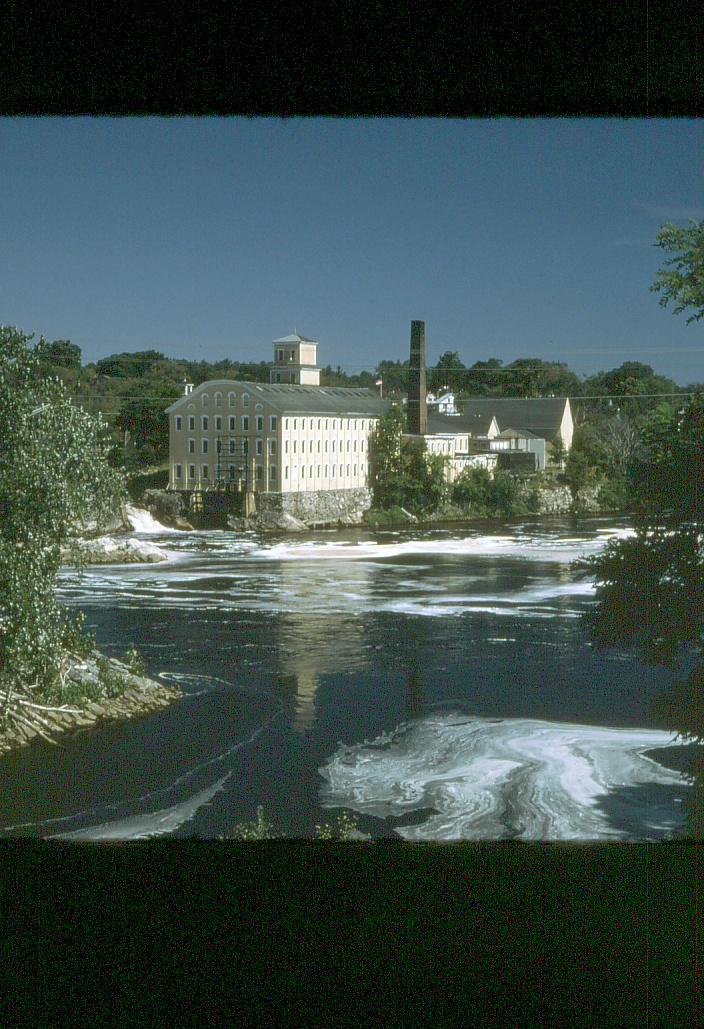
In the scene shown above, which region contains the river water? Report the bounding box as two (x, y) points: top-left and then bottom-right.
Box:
(0, 514), (698, 841)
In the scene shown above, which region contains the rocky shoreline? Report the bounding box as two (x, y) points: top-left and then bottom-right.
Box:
(0, 652), (182, 757)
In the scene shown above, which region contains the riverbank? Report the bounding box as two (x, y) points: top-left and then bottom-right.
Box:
(0, 652), (182, 757)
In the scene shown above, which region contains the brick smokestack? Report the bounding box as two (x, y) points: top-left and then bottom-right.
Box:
(407, 320), (427, 435)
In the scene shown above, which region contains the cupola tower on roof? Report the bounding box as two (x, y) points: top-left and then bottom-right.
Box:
(270, 332), (320, 385)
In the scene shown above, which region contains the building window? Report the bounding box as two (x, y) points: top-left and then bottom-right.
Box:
(270, 415), (277, 430)
(324, 465), (328, 477)
(243, 440), (249, 456)
(293, 440), (297, 453)
(202, 439), (209, 454)
(361, 440), (365, 452)
(277, 349), (284, 362)
(332, 440), (336, 452)
(285, 440), (289, 454)
(175, 416), (182, 431)
(188, 464), (195, 479)
(339, 465), (343, 476)
(293, 419), (297, 430)
(301, 440), (305, 453)
(215, 392), (222, 407)
(285, 418), (289, 429)
(242, 394), (249, 407)
(201, 416), (209, 431)
(242, 416), (249, 431)
(353, 464), (357, 475)
(256, 416), (263, 431)
(317, 465), (321, 477)
(256, 439), (263, 455)
(309, 419), (314, 429)
(270, 466), (276, 481)
(317, 440), (321, 453)
(175, 464), (182, 479)
(202, 464), (209, 479)
(353, 439), (357, 451)
(188, 416), (195, 431)
(229, 465), (236, 480)
(285, 467), (289, 479)
(228, 440), (235, 454)
(256, 466), (263, 481)
(269, 440), (277, 455)
(188, 439), (195, 454)
(346, 465), (350, 476)
(301, 466), (305, 478)
(215, 416), (222, 431)
(228, 392), (236, 407)
(309, 465), (313, 478)
(324, 440), (328, 452)
(317, 419), (321, 430)
(346, 440), (350, 452)
(229, 417), (236, 431)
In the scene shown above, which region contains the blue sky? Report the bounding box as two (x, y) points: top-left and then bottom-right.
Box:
(1, 118), (703, 384)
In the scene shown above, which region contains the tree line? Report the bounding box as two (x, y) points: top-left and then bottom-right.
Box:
(34, 336), (700, 471)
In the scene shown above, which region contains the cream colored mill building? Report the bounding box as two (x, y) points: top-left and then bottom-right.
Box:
(165, 333), (389, 494)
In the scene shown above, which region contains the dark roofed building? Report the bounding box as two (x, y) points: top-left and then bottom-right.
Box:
(431, 397), (573, 450)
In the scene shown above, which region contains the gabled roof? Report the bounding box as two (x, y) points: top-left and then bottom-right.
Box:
(428, 409), (495, 436)
(272, 333), (317, 344)
(443, 397), (570, 439)
(165, 380), (389, 417)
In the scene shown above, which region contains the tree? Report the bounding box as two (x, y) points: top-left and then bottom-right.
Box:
(116, 378), (181, 466)
(428, 351), (466, 393)
(0, 327), (124, 735)
(650, 219), (704, 323)
(368, 406), (447, 514)
(581, 396), (704, 835)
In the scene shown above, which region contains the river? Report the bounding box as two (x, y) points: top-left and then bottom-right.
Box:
(0, 514), (698, 841)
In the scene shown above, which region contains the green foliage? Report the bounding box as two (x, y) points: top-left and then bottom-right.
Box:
(451, 467), (491, 515)
(650, 219), (704, 324)
(314, 811), (361, 840)
(581, 397), (704, 776)
(363, 506), (417, 528)
(123, 647), (146, 677)
(228, 806), (277, 840)
(96, 657), (131, 698)
(368, 407), (448, 515)
(0, 327), (124, 706)
(59, 611), (95, 659)
(451, 467), (534, 518)
(116, 378), (181, 465)
(596, 476), (631, 512)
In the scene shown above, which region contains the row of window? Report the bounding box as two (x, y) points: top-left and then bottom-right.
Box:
(173, 463), (368, 481)
(175, 412), (371, 432)
(284, 438), (364, 454)
(175, 415), (277, 432)
(187, 438), (275, 456)
(198, 393), (248, 408)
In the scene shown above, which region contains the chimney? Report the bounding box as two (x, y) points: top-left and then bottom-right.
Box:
(407, 320), (427, 435)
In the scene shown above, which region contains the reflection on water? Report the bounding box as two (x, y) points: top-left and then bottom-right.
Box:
(1, 516), (699, 840)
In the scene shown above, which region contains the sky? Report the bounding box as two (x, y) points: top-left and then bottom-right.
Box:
(1, 118), (703, 385)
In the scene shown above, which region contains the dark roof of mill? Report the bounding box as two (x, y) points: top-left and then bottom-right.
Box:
(429, 397), (570, 439)
(165, 381), (390, 417)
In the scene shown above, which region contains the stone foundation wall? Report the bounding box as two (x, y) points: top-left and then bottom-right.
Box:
(522, 484), (603, 515)
(256, 488), (373, 527)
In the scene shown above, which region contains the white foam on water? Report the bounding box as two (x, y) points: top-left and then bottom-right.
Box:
(319, 714), (696, 841)
(252, 532), (626, 564)
(125, 504), (181, 534)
